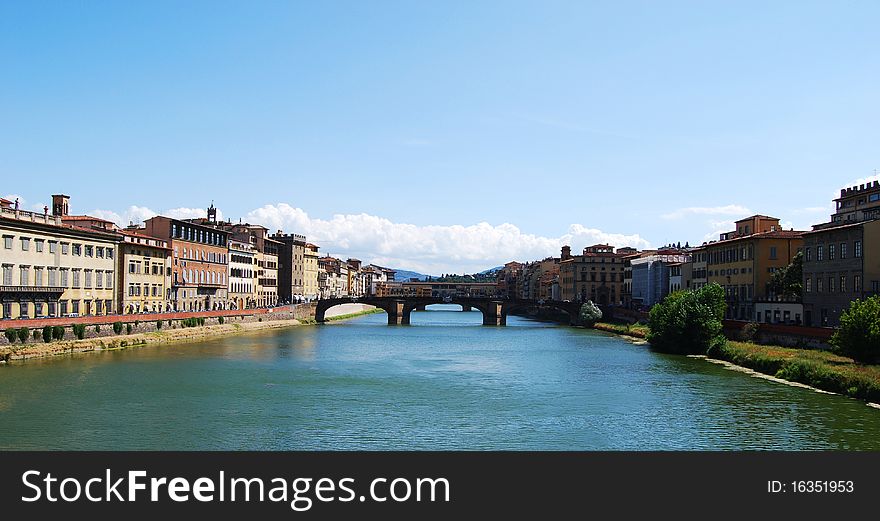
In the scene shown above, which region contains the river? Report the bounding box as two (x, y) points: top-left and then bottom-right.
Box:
(1, 305), (878, 450)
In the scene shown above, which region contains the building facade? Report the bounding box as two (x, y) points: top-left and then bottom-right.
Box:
(703, 215), (803, 321)
(273, 232), (307, 303)
(802, 181), (880, 327)
(559, 244), (627, 305)
(143, 215), (230, 311)
(228, 239), (257, 310)
(118, 230), (172, 314)
(1, 194), (118, 319)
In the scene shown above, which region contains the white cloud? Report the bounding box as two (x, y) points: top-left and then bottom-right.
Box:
(245, 203), (651, 274)
(88, 206), (158, 227)
(166, 207), (223, 222)
(662, 204), (752, 220)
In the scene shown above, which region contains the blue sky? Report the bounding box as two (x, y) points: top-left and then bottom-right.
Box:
(2, 1), (878, 273)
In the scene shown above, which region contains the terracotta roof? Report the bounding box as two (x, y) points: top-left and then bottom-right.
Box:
(62, 215), (115, 224)
(707, 229), (804, 245)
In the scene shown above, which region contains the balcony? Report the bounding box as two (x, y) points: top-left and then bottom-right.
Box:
(0, 207), (62, 226)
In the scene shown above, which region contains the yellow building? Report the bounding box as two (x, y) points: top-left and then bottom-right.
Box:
(118, 229), (172, 314)
(703, 215), (804, 320)
(559, 244), (627, 305)
(0, 194), (118, 319)
(304, 243), (320, 300)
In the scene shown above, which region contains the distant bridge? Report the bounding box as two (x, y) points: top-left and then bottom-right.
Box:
(315, 297), (584, 326)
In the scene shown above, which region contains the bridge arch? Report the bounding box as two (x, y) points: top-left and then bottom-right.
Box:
(501, 300), (582, 326)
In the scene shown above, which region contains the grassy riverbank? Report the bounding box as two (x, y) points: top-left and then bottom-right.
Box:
(593, 321), (880, 403)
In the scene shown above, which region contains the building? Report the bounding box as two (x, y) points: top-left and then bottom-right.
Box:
(303, 243), (320, 300)
(629, 249), (692, 308)
(689, 246), (708, 291)
(188, 210), (279, 308)
(117, 229), (172, 314)
(228, 239), (257, 310)
(520, 256), (560, 300)
(361, 264), (396, 296)
(802, 181), (880, 326)
(142, 213), (230, 312)
(1, 194), (119, 319)
(559, 244), (627, 305)
(703, 215), (804, 321)
(273, 232), (307, 303)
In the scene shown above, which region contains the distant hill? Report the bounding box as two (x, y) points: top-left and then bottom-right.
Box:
(478, 266), (503, 275)
(392, 269), (434, 282)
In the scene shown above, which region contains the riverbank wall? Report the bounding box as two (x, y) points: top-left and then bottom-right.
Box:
(0, 303), (378, 362)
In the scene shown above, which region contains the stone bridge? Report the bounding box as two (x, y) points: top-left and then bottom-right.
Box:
(315, 297), (585, 326)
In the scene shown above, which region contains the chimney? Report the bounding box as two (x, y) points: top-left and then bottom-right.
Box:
(51, 194), (70, 217)
(561, 245), (572, 260)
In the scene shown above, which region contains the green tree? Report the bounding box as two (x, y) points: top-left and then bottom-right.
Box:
(578, 301), (603, 326)
(830, 296), (880, 364)
(52, 326), (65, 340)
(42, 326), (52, 343)
(647, 283), (727, 355)
(17, 327), (29, 343)
(113, 322), (123, 334)
(769, 252), (803, 300)
(5, 328), (18, 343)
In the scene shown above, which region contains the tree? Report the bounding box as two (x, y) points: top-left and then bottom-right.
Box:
(769, 252), (803, 300)
(830, 296), (880, 364)
(647, 283), (727, 355)
(578, 301), (603, 326)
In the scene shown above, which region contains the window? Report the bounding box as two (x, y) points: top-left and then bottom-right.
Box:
(871, 193), (880, 203)
(48, 268), (57, 287)
(129, 262), (137, 274)
(85, 245), (93, 257)
(107, 248), (113, 260)
(3, 236), (11, 249)
(72, 244), (81, 256)
(2, 265), (12, 285)
(840, 243), (847, 259)
(20, 266), (29, 285)
(72, 269), (81, 288)
(34, 267), (43, 286)
(805, 247), (811, 262)
(106, 272), (113, 289)
(855, 241), (862, 258)
(97, 247), (104, 258)
(817, 245), (824, 261)
(72, 301), (80, 314)
(49, 241), (57, 253)
(60, 300), (68, 315)
(817, 278), (823, 292)
(35, 239), (44, 252)
(769, 246), (777, 260)
(805, 277), (812, 293)
(828, 244), (835, 260)
(129, 284), (136, 297)
(61, 269), (69, 287)
(854, 274), (861, 293)
(21, 237), (30, 251)
(840, 276), (847, 293)
(828, 276), (835, 293)
(96, 270), (103, 288)
(61, 242), (69, 254)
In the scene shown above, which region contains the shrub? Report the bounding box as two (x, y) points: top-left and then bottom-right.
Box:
(647, 283), (727, 355)
(42, 326), (52, 343)
(830, 295), (880, 364)
(156, 320), (163, 330)
(126, 323), (133, 335)
(135, 320), (140, 327)
(95, 325), (101, 333)
(17, 327), (29, 343)
(33, 329), (41, 341)
(739, 322), (759, 342)
(578, 301), (602, 327)
(52, 326), (65, 340)
(4, 328), (17, 343)
(218, 316), (224, 325)
(72, 324), (86, 340)
(113, 322), (123, 335)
